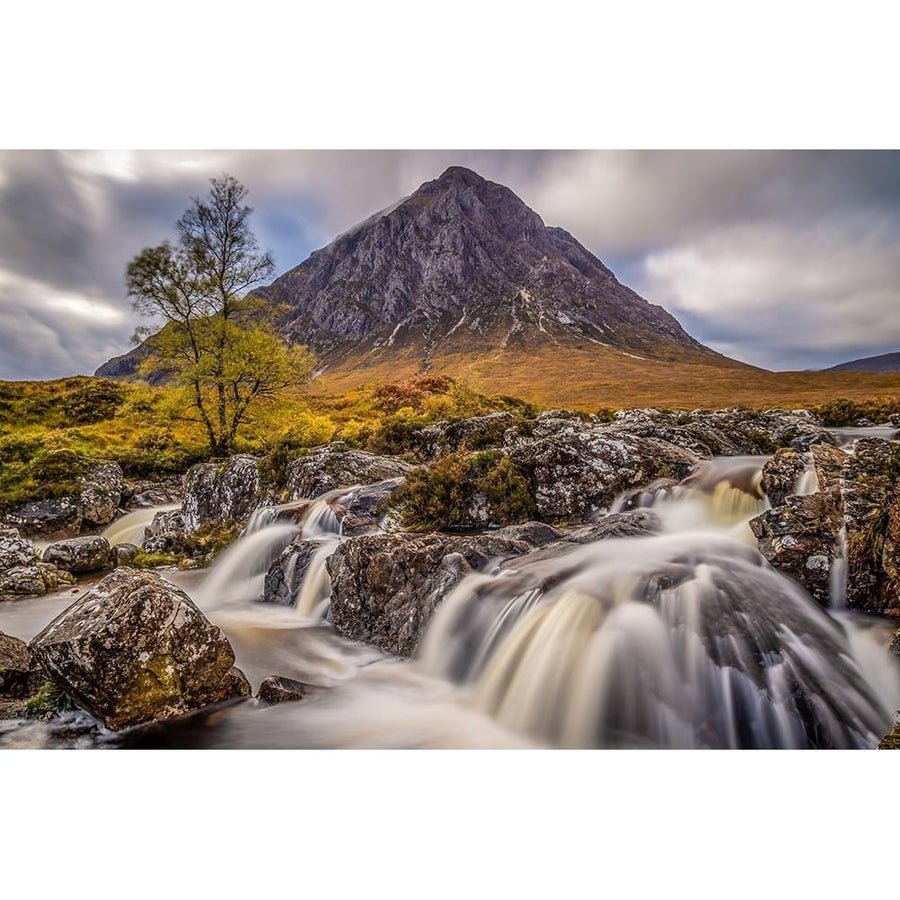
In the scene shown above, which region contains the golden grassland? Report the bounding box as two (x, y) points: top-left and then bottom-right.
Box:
(313, 344), (900, 411)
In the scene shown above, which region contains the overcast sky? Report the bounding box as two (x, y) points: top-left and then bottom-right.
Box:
(1, 149), (898, 380)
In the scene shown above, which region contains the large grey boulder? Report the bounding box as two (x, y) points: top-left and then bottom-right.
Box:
(42, 535), (112, 575)
(0, 563), (69, 599)
(80, 461), (125, 528)
(4, 496), (84, 539)
(283, 444), (413, 500)
(0, 527), (36, 570)
(749, 492), (842, 606)
(182, 455), (262, 532)
(328, 533), (530, 657)
(29, 569), (250, 730)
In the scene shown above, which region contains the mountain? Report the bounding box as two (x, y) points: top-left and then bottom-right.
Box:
(825, 352), (900, 374)
(98, 165), (752, 400)
(252, 166), (729, 373)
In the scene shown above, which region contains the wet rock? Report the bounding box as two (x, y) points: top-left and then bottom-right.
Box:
(842, 438), (900, 615)
(0, 632), (43, 699)
(43, 535), (112, 576)
(0, 562), (70, 599)
(182, 455), (262, 532)
(506, 421), (698, 523)
(142, 509), (186, 553)
(761, 448), (805, 508)
(121, 478), (183, 509)
(811, 443), (850, 497)
(878, 720), (900, 749)
(564, 509), (663, 543)
(606, 407), (835, 456)
(492, 521), (566, 547)
(256, 675), (314, 705)
(113, 543), (140, 567)
(749, 492), (841, 606)
(890, 629), (899, 657)
(261, 539), (320, 606)
(29, 569), (251, 730)
(328, 533), (530, 657)
(283, 444), (413, 500)
(4, 496), (84, 539)
(80, 461), (125, 528)
(330, 478), (406, 536)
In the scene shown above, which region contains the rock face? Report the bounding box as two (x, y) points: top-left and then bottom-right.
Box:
(606, 407), (834, 456)
(262, 539), (321, 606)
(760, 448), (806, 508)
(29, 569), (250, 730)
(414, 412), (523, 461)
(842, 438), (900, 615)
(328, 533), (530, 657)
(507, 415), (699, 522)
(3, 461), (125, 538)
(749, 492), (842, 607)
(182, 455), (262, 532)
(43, 535), (112, 575)
(283, 444), (412, 500)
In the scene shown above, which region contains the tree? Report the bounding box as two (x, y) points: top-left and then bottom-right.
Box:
(126, 175), (314, 456)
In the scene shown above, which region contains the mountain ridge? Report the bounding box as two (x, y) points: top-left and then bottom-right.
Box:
(825, 351), (900, 374)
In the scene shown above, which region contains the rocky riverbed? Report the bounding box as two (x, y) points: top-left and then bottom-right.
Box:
(2, 406), (899, 748)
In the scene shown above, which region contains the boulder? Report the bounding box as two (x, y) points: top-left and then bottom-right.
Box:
(328, 533), (530, 657)
(840, 438), (900, 614)
(142, 509), (186, 554)
(79, 461), (125, 528)
(182, 455), (262, 532)
(4, 496), (84, 539)
(261, 539), (321, 606)
(760, 448), (806, 508)
(0, 528), (36, 570)
(121, 478), (183, 510)
(749, 492), (842, 606)
(329, 478), (406, 536)
(256, 675), (314, 705)
(283, 444), (413, 500)
(811, 443), (850, 497)
(113, 543), (140, 567)
(43, 535), (112, 575)
(562, 509), (663, 543)
(29, 569), (250, 730)
(0, 563), (70, 598)
(492, 521), (566, 547)
(506, 421), (698, 522)
(0, 632), (43, 699)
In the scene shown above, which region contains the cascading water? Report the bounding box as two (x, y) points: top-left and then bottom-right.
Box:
(101, 503), (180, 547)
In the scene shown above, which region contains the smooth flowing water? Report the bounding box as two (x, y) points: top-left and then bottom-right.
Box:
(2, 453), (898, 749)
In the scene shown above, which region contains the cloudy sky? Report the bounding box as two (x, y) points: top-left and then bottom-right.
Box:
(1, 148), (898, 380)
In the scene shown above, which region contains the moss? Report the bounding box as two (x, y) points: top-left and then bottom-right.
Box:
(183, 521), (240, 562)
(393, 449), (536, 532)
(24, 680), (73, 718)
(132, 551), (181, 569)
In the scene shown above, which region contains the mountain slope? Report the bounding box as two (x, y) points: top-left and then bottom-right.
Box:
(825, 352), (900, 374)
(253, 166), (737, 375)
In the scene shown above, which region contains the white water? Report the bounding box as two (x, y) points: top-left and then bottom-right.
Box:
(2, 455), (898, 749)
(101, 504), (180, 547)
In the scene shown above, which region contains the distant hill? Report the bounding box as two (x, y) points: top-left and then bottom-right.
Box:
(825, 352), (900, 374)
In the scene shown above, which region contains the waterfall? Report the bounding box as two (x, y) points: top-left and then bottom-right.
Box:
(101, 503), (180, 547)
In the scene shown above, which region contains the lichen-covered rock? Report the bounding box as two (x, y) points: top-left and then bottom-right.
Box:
(606, 407), (835, 456)
(749, 492), (841, 606)
(80, 461), (125, 527)
(0, 562), (70, 599)
(256, 675), (314, 705)
(4, 496), (84, 539)
(506, 422), (698, 523)
(182, 455), (262, 532)
(413, 412), (524, 460)
(491, 521), (566, 547)
(42, 535), (112, 575)
(0, 632), (43, 699)
(842, 438), (900, 615)
(283, 444), (413, 500)
(142, 509), (186, 554)
(890, 629), (899, 657)
(761, 448), (806, 508)
(29, 569), (250, 730)
(328, 533), (530, 657)
(113, 543), (140, 567)
(878, 720), (900, 749)
(0, 529), (36, 570)
(121, 478), (183, 510)
(330, 478), (406, 536)
(811, 443), (850, 497)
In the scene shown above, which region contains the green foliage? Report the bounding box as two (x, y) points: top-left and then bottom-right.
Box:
(812, 396), (900, 427)
(393, 449), (536, 532)
(183, 521), (240, 562)
(24, 681), (73, 718)
(60, 380), (127, 424)
(132, 551), (181, 569)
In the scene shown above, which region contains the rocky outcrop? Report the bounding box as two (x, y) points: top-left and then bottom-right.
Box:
(606, 408), (834, 456)
(182, 455), (262, 532)
(0, 527), (72, 599)
(842, 438), (900, 615)
(142, 509), (186, 554)
(328, 533), (530, 657)
(749, 492), (842, 606)
(3, 461), (124, 538)
(30, 569), (250, 730)
(413, 412), (524, 461)
(507, 418), (699, 523)
(42, 535), (112, 576)
(760, 448), (806, 508)
(283, 444), (412, 500)
(261, 539), (322, 606)
(330, 478), (406, 536)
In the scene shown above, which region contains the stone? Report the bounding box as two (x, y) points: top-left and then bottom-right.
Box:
(113, 543), (140, 567)
(0, 530), (36, 570)
(4, 496), (83, 539)
(878, 720), (900, 749)
(142, 509), (186, 553)
(749, 492), (842, 606)
(0, 631), (42, 699)
(261, 539), (321, 606)
(760, 448), (805, 508)
(413, 412), (522, 461)
(256, 675), (314, 705)
(328, 533), (530, 657)
(43, 535), (112, 575)
(80, 461), (125, 527)
(329, 478), (406, 536)
(0, 563), (69, 599)
(283, 445), (412, 500)
(182, 455), (262, 532)
(491, 521), (566, 547)
(29, 569), (250, 730)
